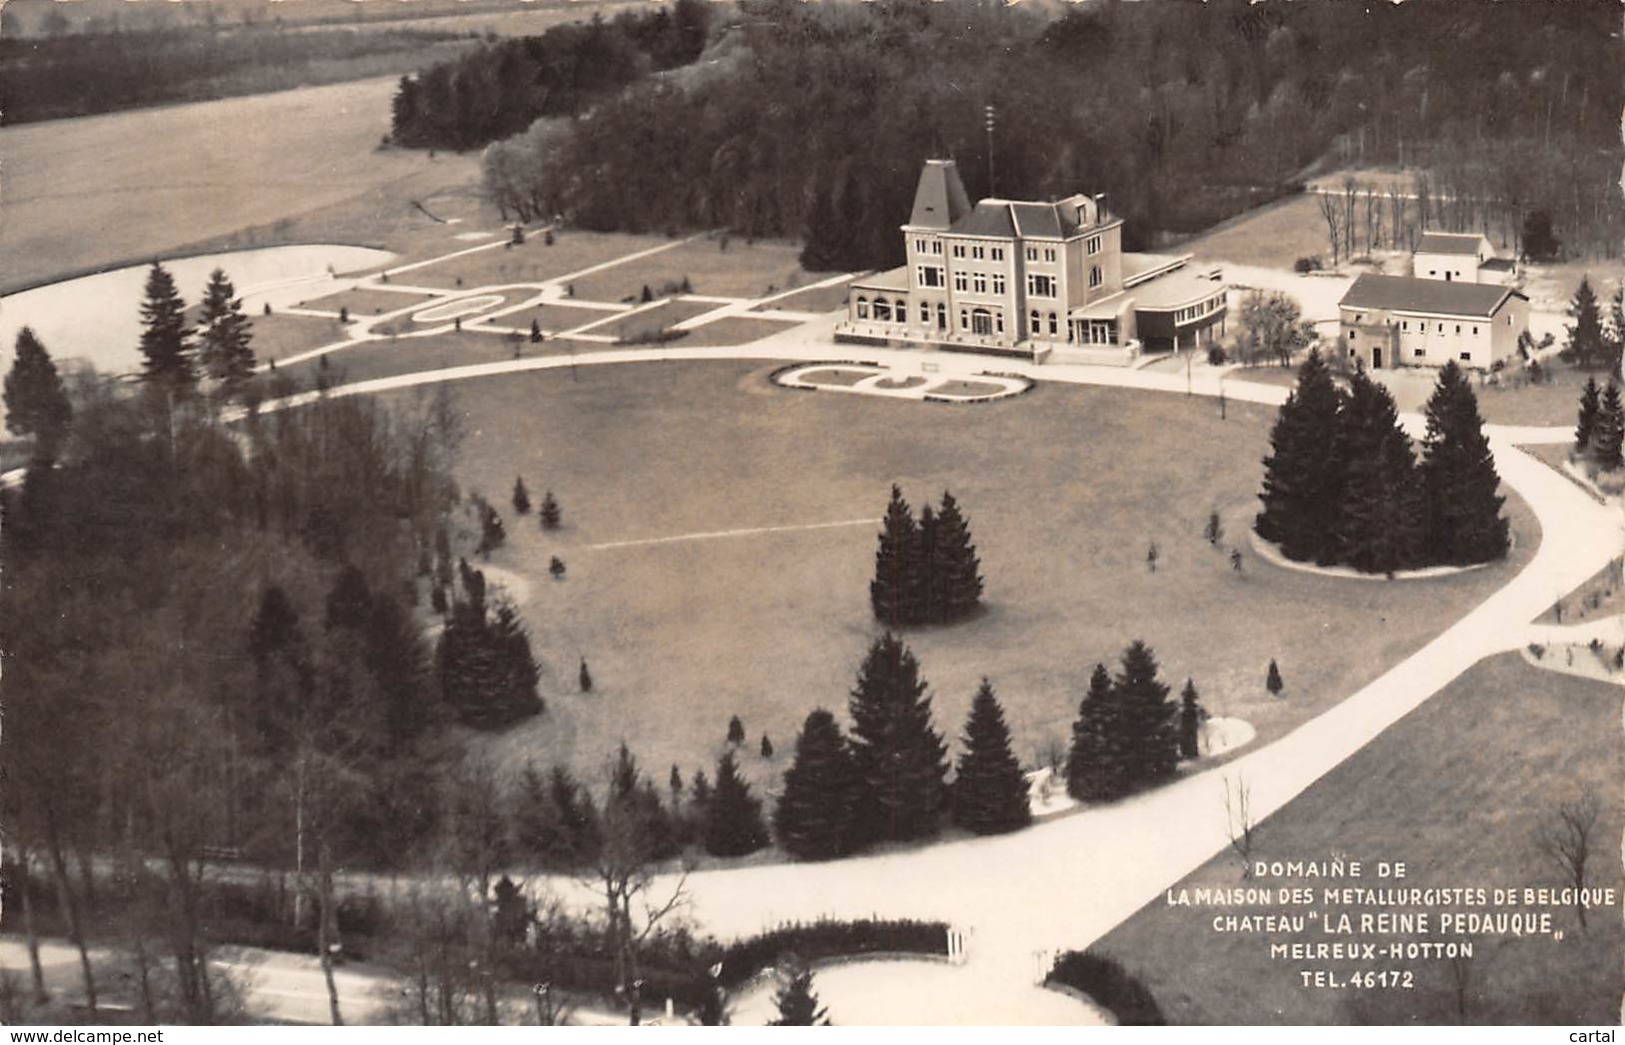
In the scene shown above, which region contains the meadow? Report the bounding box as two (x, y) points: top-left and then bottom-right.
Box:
(379, 360), (1536, 804)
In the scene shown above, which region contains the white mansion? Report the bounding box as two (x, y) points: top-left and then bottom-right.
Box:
(836, 159), (1228, 363)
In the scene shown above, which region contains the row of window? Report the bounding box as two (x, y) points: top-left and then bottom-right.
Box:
(1172, 295), (1225, 325)
(913, 237), (1105, 265)
(1025, 246), (1058, 264)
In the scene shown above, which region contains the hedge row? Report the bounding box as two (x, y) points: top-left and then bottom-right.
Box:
(1047, 950), (1165, 1026)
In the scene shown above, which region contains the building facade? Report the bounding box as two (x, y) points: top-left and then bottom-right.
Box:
(1338, 274), (1528, 371)
(838, 159), (1227, 363)
(1411, 231), (1516, 286)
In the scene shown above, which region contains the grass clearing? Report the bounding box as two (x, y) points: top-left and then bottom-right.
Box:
(1090, 653), (1623, 1025)
(1181, 194), (1330, 271)
(254, 312), (349, 365)
(380, 360), (1535, 807)
(757, 279), (856, 314)
(301, 287), (441, 317)
(680, 316), (801, 346)
(404, 231), (675, 292)
(569, 237), (810, 303)
(581, 299), (716, 341)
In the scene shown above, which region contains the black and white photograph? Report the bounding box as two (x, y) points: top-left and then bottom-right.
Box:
(0, 0), (1621, 1029)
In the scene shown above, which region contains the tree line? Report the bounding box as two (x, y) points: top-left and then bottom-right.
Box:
(1256, 352), (1509, 575)
(390, 0), (712, 152)
(463, 0), (1623, 272)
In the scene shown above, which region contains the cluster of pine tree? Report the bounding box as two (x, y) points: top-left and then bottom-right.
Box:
(435, 562), (544, 730)
(137, 262), (257, 396)
(1575, 376), (1625, 473)
(773, 633), (1029, 860)
(1256, 352), (1508, 575)
(870, 486), (983, 627)
(1065, 642), (1190, 802)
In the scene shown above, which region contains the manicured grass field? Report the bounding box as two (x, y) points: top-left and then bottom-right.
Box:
(385, 360), (1535, 806)
(301, 287), (440, 317)
(284, 331), (580, 388)
(568, 237), (811, 303)
(498, 304), (628, 336)
(678, 316), (800, 346)
(756, 278), (856, 314)
(402, 231), (675, 293)
(254, 312), (348, 365)
(577, 299), (717, 341)
(1089, 653), (1623, 1025)
(1181, 194), (1330, 271)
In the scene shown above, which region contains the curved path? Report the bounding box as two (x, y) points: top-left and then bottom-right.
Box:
(244, 320), (1625, 1021)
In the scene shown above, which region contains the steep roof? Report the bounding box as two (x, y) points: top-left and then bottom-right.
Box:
(949, 201), (1018, 239)
(1339, 273), (1523, 318)
(1416, 231), (1488, 256)
(908, 159), (973, 231)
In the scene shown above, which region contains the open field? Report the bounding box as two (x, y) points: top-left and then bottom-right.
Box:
(680, 316), (803, 346)
(378, 360), (1535, 804)
(755, 279), (857, 315)
(300, 287), (440, 317)
(1181, 194), (1328, 271)
(577, 299), (717, 341)
(283, 331), (591, 388)
(255, 312), (349, 365)
(1090, 652), (1623, 1025)
(497, 304), (629, 336)
(401, 231), (676, 292)
(0, 76), (482, 293)
(568, 238), (812, 303)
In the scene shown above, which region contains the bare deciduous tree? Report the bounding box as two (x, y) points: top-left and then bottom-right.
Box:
(1224, 774), (1256, 879)
(1536, 787), (1600, 929)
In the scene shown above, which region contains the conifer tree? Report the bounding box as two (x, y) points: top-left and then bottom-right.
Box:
(691, 768), (711, 808)
(1596, 382), (1625, 472)
(760, 734), (774, 759)
(727, 714), (746, 746)
(774, 709), (858, 860)
(1255, 349), (1345, 563)
(1065, 664), (1114, 802)
(703, 750), (769, 857)
(932, 491), (984, 622)
(530, 318), (543, 343)
(539, 490), (562, 530)
(870, 485), (920, 627)
(512, 476), (531, 515)
(950, 678), (1031, 835)
(1178, 679), (1203, 761)
(916, 503), (939, 625)
(3, 328), (72, 464)
(846, 633), (948, 843)
(1333, 369), (1425, 574)
(1108, 640), (1180, 794)
(1566, 276), (1606, 369)
(195, 268), (255, 393)
(1266, 659), (1284, 696)
(138, 262), (196, 389)
(769, 962), (830, 1026)
(1576, 376), (1601, 452)
(323, 563), (372, 631)
(579, 657), (593, 693)
(436, 597), (543, 729)
(1419, 361), (1509, 565)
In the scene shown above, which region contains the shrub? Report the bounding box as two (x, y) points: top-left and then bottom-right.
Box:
(713, 919), (950, 989)
(1047, 951), (1165, 1025)
(1206, 344), (1227, 366)
(1528, 643), (1546, 660)
(1293, 255), (1323, 274)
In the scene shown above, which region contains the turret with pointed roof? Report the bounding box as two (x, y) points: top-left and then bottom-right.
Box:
(907, 159), (972, 232)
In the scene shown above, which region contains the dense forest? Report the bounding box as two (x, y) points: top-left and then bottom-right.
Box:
(0, 21), (472, 124)
(423, 0), (1625, 271)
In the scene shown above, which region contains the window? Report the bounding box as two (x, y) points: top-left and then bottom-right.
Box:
(936, 303), (946, 329)
(992, 274), (1006, 295)
(1086, 235), (1102, 255)
(1031, 310), (1042, 335)
(1089, 266), (1102, 288)
(991, 248), (1004, 261)
(1455, 325), (1461, 335)
(996, 313), (1004, 333)
(1472, 325), (1479, 335)
(894, 299), (907, 322)
(953, 245), (966, 259)
(914, 239), (926, 253)
(1026, 247), (1038, 262)
(1048, 312), (1058, 336)
(873, 300), (890, 321)
(972, 246), (986, 260)
(1355, 314), (1363, 323)
(1429, 270), (1437, 276)
(1401, 320), (1408, 331)
(1027, 273), (1056, 297)
(974, 274), (987, 294)
(856, 297), (869, 319)
(1349, 331), (1357, 340)
(920, 302), (930, 324)
(960, 309), (969, 330)
(1414, 348), (1425, 358)
(918, 266), (943, 288)
(1459, 352), (1472, 362)
(1044, 248), (1056, 263)
(954, 273), (968, 292)
(1088, 319), (1115, 345)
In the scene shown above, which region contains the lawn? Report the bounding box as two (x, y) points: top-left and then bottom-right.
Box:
(679, 316), (800, 347)
(282, 330), (581, 388)
(401, 230), (678, 293)
(300, 287), (441, 318)
(757, 278), (857, 315)
(1088, 653), (1623, 1025)
(576, 299), (717, 342)
(1181, 194), (1330, 271)
(254, 312), (350, 365)
(568, 237), (811, 303)
(495, 304), (629, 337)
(378, 360), (1536, 810)
(0, 76), (481, 293)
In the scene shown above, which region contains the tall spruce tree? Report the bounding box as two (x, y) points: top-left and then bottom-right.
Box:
(1107, 640), (1180, 795)
(769, 963), (830, 1026)
(436, 597), (544, 729)
(1576, 376), (1601, 452)
(932, 491), (984, 622)
(1566, 276), (1606, 369)
(1419, 361), (1509, 566)
(1595, 382), (1625, 471)
(950, 678), (1031, 835)
(1332, 369), (1425, 574)
(774, 709), (858, 860)
(195, 268), (255, 392)
(3, 328), (72, 463)
(917, 504), (939, 625)
(1255, 348), (1345, 563)
(1178, 679), (1203, 761)
(703, 750), (769, 857)
(846, 633), (948, 844)
(870, 485), (921, 627)
(138, 262), (196, 389)
(1065, 663), (1114, 802)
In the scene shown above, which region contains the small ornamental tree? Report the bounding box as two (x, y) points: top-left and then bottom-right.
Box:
(3, 328), (72, 464)
(1178, 679), (1203, 761)
(530, 319), (543, 343)
(1204, 511), (1224, 547)
(847, 633), (948, 844)
(1066, 663), (1114, 802)
(774, 709), (858, 860)
(540, 490), (562, 530)
(1576, 377), (1601, 452)
(1266, 659), (1284, 697)
(760, 734), (774, 759)
(769, 962), (830, 1026)
(512, 476), (531, 515)
(950, 678), (1032, 835)
(727, 715), (746, 746)
(138, 261), (195, 389)
(579, 657), (593, 693)
(1595, 382), (1625, 472)
(702, 750), (769, 858)
(549, 556), (565, 579)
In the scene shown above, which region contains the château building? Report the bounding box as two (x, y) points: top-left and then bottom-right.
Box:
(837, 159), (1228, 363)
